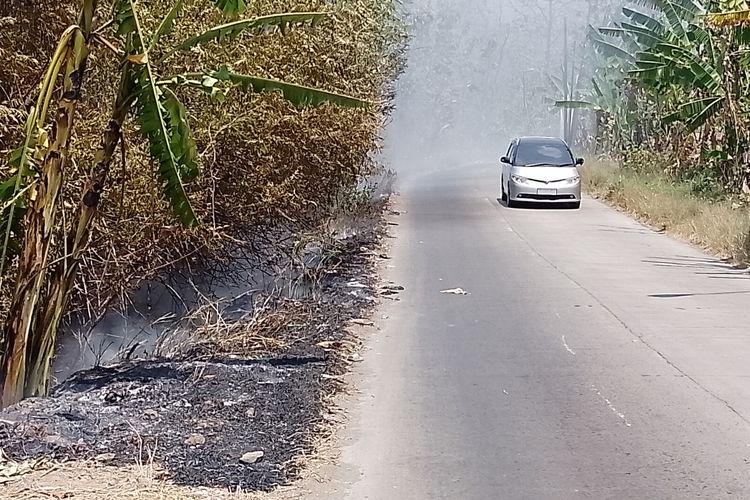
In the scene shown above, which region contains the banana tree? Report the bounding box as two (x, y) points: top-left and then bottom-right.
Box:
(581, 0), (750, 182)
(705, 0), (750, 25)
(588, 1), (733, 134)
(555, 69), (639, 151)
(0, 1), (97, 406)
(2, 0), (371, 404)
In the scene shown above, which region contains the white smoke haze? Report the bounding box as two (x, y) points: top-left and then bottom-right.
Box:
(51, 0), (632, 380)
(384, 0), (624, 178)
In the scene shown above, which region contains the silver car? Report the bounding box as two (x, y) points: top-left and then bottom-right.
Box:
(500, 136), (583, 209)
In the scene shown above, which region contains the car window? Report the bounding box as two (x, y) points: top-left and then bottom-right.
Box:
(515, 142), (574, 166)
(508, 142), (517, 163)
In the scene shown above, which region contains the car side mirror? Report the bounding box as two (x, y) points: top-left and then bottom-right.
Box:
(500, 156), (510, 164)
(576, 158), (585, 166)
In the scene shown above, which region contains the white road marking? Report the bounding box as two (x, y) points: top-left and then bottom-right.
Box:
(592, 384), (632, 427)
(562, 335), (576, 355)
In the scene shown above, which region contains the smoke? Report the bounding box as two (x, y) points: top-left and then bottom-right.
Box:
(383, 0), (622, 180)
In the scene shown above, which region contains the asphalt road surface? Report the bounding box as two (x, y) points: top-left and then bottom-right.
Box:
(311, 163), (750, 500)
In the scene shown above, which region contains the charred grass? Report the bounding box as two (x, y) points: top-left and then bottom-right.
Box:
(0, 201), (393, 496)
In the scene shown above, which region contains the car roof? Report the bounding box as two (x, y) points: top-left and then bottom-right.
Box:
(516, 136), (568, 147)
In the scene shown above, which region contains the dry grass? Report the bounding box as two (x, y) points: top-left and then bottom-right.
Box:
(582, 157), (750, 264)
(176, 295), (313, 357)
(0, 0), (404, 331)
(0, 209), (388, 500)
(2, 461), (270, 499)
(1, 435), (347, 499)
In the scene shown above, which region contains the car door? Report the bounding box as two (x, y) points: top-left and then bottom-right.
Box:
(502, 140), (516, 190)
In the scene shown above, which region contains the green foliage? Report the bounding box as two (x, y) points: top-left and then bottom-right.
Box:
(162, 89), (200, 182)
(205, 68), (372, 108)
(1, 136), (36, 274)
(662, 96), (725, 131)
(577, 0), (750, 194)
(172, 12), (328, 55)
(680, 162), (725, 199)
(111, 0), (368, 229)
(210, 0), (247, 16)
(117, 0), (199, 227)
(333, 184), (377, 215)
(134, 70), (200, 227)
(621, 146), (669, 175)
(0, 171), (29, 275)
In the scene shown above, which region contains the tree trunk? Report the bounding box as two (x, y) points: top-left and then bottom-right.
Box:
(0, 0), (96, 408)
(25, 70), (134, 397)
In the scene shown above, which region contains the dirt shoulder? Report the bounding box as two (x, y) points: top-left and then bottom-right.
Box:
(0, 204), (395, 499)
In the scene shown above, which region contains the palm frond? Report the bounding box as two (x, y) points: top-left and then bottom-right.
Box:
(162, 88), (200, 182)
(150, 0), (185, 50)
(628, 0), (705, 21)
(662, 95), (724, 132)
(210, 0), (247, 16)
(705, 9), (750, 27)
(590, 29), (637, 61)
(662, 1), (690, 42)
(126, 0), (199, 228)
(622, 7), (667, 36)
(663, 42), (722, 91)
(186, 68), (372, 108)
(617, 23), (663, 47)
(170, 12), (328, 56)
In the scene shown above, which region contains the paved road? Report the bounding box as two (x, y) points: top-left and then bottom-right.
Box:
(312, 163), (750, 499)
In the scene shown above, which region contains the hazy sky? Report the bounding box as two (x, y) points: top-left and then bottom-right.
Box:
(384, 0), (622, 175)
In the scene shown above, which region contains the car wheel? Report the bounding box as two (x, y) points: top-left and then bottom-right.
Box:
(500, 183), (507, 202)
(506, 184), (518, 208)
(570, 201), (581, 209)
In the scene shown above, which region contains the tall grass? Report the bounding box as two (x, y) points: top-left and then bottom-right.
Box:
(0, 0), (404, 332)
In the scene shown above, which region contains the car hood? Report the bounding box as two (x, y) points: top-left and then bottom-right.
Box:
(511, 165), (579, 182)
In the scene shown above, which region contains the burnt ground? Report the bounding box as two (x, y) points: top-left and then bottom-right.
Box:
(0, 207), (396, 493)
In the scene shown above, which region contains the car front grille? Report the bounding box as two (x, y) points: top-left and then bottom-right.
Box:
(517, 193), (577, 200)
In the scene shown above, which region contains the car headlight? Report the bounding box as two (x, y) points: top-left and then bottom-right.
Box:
(511, 174), (529, 184)
(566, 175), (581, 184)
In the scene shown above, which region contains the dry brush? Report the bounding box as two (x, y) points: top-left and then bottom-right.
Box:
(0, 0), (404, 404)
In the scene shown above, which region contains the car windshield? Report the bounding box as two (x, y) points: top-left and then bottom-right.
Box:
(515, 142), (574, 166)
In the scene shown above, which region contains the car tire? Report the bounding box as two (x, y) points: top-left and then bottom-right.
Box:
(507, 185), (518, 208)
(500, 183), (507, 202)
(570, 201), (581, 209)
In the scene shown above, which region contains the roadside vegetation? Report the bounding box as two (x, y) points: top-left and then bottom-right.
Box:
(0, 0), (402, 406)
(0, 0), (402, 493)
(582, 155), (750, 262)
(557, 0), (750, 265)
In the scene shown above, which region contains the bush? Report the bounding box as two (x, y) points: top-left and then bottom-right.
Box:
(0, 1), (403, 332)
